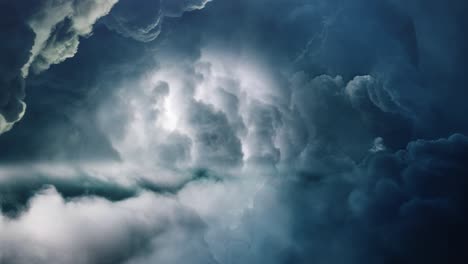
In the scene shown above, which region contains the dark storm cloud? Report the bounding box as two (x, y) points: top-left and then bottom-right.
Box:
(190, 0), (467, 137)
(288, 0), (468, 137)
(1, 0), (468, 263)
(352, 134), (468, 264)
(170, 1), (468, 263)
(277, 135), (468, 264)
(290, 73), (413, 164)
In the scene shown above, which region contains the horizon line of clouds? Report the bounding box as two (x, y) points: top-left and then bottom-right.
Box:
(1, 131), (466, 264)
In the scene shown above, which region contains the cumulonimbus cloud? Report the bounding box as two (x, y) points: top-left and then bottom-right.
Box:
(1, 0), (468, 263)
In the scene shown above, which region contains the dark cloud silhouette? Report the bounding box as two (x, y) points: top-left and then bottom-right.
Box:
(356, 134), (468, 264)
(0, 168), (137, 217)
(278, 134), (468, 264)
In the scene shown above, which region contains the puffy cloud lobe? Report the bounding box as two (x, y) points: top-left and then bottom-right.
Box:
(258, 134), (468, 264)
(21, 0), (118, 77)
(104, 0), (212, 42)
(94, 58), (246, 182)
(82, 51), (427, 263)
(113, 53), (283, 170)
(346, 75), (403, 115)
(290, 73), (413, 168)
(0, 187), (216, 264)
(2, 134), (467, 264)
(347, 134), (468, 263)
(289, 0), (468, 138)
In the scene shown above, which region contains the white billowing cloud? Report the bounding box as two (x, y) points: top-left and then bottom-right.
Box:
(96, 49), (403, 187)
(21, 0), (118, 77)
(0, 186), (215, 264)
(87, 52), (291, 262)
(97, 49), (287, 178)
(2, 44), (412, 263)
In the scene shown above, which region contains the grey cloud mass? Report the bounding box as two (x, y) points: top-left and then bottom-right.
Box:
(1, 0), (468, 263)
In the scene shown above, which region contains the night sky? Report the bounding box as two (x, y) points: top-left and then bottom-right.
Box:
(1, 0), (468, 263)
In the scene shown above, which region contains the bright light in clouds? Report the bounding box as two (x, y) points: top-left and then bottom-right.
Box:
(160, 94), (179, 132)
(0, 48), (284, 264)
(1, 0), (466, 262)
(1, 48), (283, 205)
(14, 51), (263, 210)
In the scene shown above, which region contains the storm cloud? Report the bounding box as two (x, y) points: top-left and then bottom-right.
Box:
(1, 0), (468, 263)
